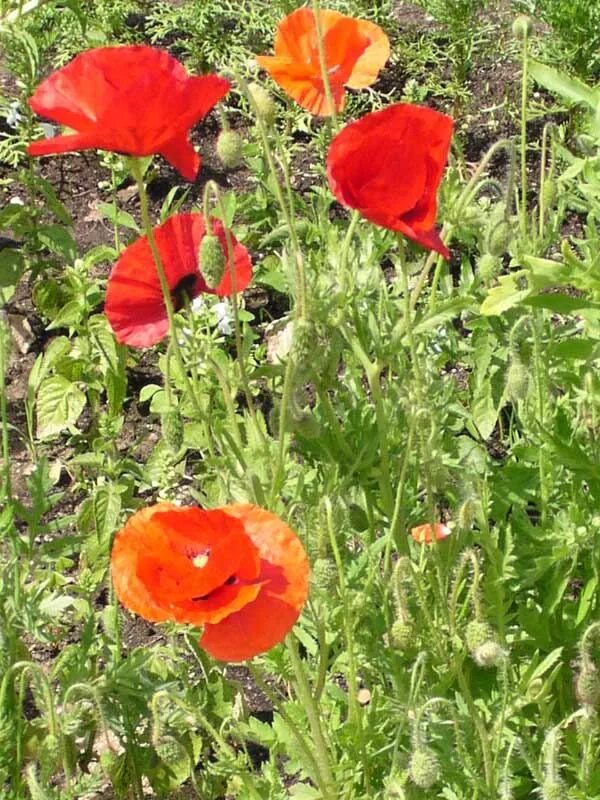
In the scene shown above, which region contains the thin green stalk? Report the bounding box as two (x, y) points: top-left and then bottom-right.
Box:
(311, 0), (339, 128)
(286, 635), (336, 800)
(532, 309), (549, 524)
(519, 25), (529, 238)
(454, 658), (494, 791)
(269, 354), (296, 504)
(130, 159), (204, 419)
(248, 663), (329, 795)
(384, 415), (417, 575)
(0, 312), (11, 501)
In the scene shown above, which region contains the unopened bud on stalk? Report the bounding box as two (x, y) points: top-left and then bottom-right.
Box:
(576, 662), (600, 707)
(466, 619), (504, 667)
(248, 82), (276, 125)
(486, 218), (513, 256)
(409, 747), (440, 789)
(541, 780), (565, 800)
(200, 234), (226, 289)
(478, 252), (501, 282)
(155, 736), (184, 766)
(161, 409), (184, 453)
(216, 129), (243, 169)
(505, 354), (529, 402)
(311, 557), (338, 591)
(512, 14), (533, 39)
(384, 775), (406, 799)
(390, 618), (414, 651)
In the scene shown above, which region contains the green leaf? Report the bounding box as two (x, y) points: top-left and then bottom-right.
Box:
(97, 202), (140, 232)
(529, 61), (600, 109)
(576, 576), (598, 626)
(36, 376), (86, 438)
(524, 294), (598, 313)
(0, 247), (24, 289)
(551, 338), (598, 360)
(37, 224), (77, 262)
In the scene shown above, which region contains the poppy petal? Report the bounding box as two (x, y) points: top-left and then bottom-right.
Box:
(411, 523), (452, 544)
(199, 504), (310, 661)
(104, 213), (252, 347)
(28, 46), (228, 179)
(327, 103), (453, 257)
(257, 8), (388, 116)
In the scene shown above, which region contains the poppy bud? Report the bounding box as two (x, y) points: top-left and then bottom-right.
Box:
(390, 618), (414, 651)
(576, 663), (600, 707)
(384, 775), (406, 799)
(478, 253), (501, 282)
(465, 619), (494, 654)
(505, 355), (529, 402)
(409, 747), (440, 789)
(542, 179), (556, 208)
(486, 218), (513, 256)
(155, 736), (185, 766)
(199, 233), (226, 289)
(458, 497), (477, 530)
(473, 640), (506, 668)
(541, 780), (565, 800)
(248, 82), (276, 125)
(312, 557), (338, 591)
(161, 409), (184, 453)
(216, 129), (243, 169)
(39, 733), (62, 775)
(512, 14), (533, 39)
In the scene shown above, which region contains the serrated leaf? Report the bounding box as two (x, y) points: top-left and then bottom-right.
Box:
(36, 375), (86, 438)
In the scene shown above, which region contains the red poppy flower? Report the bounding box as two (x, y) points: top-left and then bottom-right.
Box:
(326, 103), (454, 258)
(110, 503), (310, 662)
(411, 522), (452, 544)
(27, 45), (229, 181)
(256, 8), (389, 116)
(104, 213), (252, 348)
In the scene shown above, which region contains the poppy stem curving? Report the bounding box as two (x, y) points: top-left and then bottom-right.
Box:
(129, 158), (204, 419)
(0, 311), (11, 502)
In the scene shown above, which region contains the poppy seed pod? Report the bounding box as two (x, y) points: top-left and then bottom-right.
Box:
(248, 82), (276, 125)
(512, 15), (533, 39)
(409, 747), (440, 789)
(200, 233), (226, 289)
(216, 129), (243, 169)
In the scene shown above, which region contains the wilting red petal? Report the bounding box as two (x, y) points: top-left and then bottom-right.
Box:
(411, 523), (452, 544)
(200, 504), (310, 661)
(27, 46), (229, 180)
(110, 503), (309, 661)
(327, 103), (453, 258)
(104, 213), (252, 348)
(257, 8), (389, 116)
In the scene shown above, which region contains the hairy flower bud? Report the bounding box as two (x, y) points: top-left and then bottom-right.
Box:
(576, 663), (600, 707)
(541, 779), (565, 800)
(311, 557), (338, 591)
(473, 640), (505, 668)
(478, 252), (501, 282)
(248, 82), (276, 125)
(486, 218), (513, 256)
(505, 355), (529, 402)
(390, 618), (414, 651)
(161, 409), (184, 453)
(384, 775), (406, 799)
(155, 736), (184, 766)
(465, 620), (494, 654)
(409, 747), (440, 789)
(200, 234), (226, 289)
(216, 129), (243, 169)
(512, 14), (533, 39)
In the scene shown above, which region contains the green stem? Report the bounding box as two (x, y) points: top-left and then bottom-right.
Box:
(532, 309), (548, 524)
(384, 415), (417, 574)
(310, 0), (339, 127)
(0, 312), (11, 501)
(286, 635), (336, 799)
(130, 159), (203, 419)
(520, 27), (529, 238)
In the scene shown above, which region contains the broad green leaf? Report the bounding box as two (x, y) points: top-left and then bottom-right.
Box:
(0, 247), (24, 288)
(529, 61), (599, 109)
(36, 375), (86, 438)
(524, 294), (599, 313)
(97, 202), (140, 232)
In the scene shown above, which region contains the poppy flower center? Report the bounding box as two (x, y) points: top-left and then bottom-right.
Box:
(171, 273), (198, 310)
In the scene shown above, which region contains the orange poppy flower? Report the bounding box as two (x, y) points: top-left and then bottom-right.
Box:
(110, 503), (309, 661)
(256, 8), (389, 116)
(410, 522), (452, 544)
